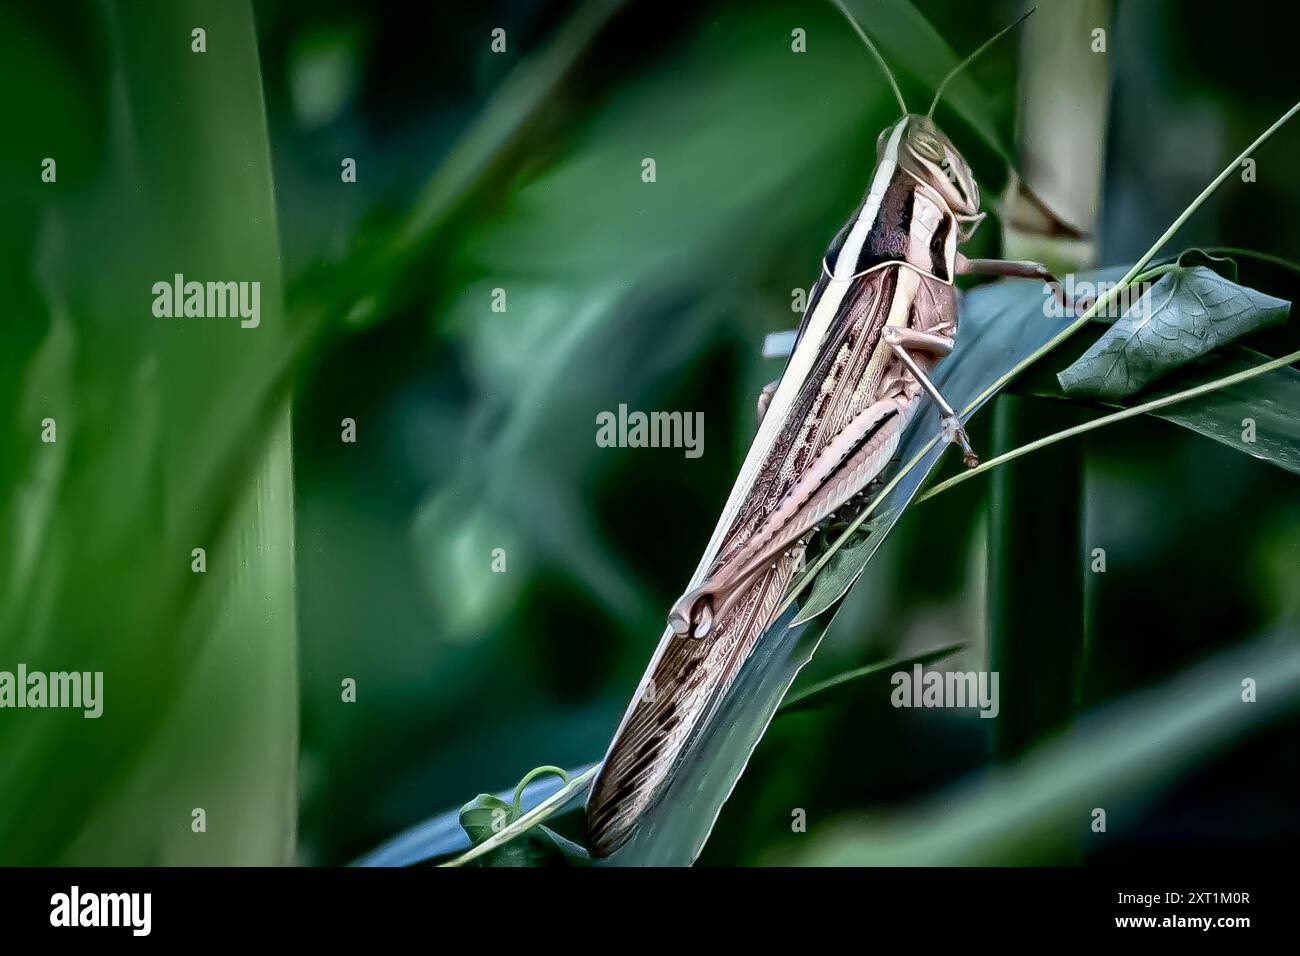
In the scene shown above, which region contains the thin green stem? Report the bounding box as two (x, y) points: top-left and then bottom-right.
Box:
(778, 642), (964, 714)
(967, 99), (1300, 418)
(1132, 263), (1177, 285)
(1205, 246), (1300, 277)
(442, 766), (598, 868)
(511, 765), (570, 813)
(914, 347), (1300, 505)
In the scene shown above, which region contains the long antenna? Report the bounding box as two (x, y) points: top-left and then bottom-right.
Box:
(832, 0), (908, 116)
(928, 6), (1036, 118)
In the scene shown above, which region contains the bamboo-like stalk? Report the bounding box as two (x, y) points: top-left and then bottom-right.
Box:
(988, 0), (1111, 763)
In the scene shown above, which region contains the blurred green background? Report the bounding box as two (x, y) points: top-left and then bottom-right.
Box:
(1, 0), (1297, 866)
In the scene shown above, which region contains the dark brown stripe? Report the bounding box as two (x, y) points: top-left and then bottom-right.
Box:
(928, 215), (952, 282)
(860, 177), (913, 273)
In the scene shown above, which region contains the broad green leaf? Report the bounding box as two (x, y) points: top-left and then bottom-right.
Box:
(1023, 342), (1300, 477)
(1150, 346), (1300, 474)
(1057, 263), (1291, 400)
(0, 0), (298, 863)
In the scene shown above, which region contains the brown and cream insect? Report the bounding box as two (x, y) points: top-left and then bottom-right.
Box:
(587, 3), (1077, 857)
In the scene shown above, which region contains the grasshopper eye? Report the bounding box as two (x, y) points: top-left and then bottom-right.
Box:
(913, 135), (943, 162)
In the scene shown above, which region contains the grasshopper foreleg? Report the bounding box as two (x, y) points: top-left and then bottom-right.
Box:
(956, 254), (1094, 313)
(880, 325), (979, 468)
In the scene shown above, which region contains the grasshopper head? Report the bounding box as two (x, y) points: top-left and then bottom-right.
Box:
(881, 115), (985, 240)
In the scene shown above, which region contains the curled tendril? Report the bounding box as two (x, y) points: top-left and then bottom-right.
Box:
(511, 765), (570, 815)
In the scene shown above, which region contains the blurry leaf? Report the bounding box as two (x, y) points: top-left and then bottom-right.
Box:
(288, 22), (364, 128)
(0, 0), (298, 864)
(62, 406), (300, 865)
(786, 632), (1300, 864)
(411, 1), (917, 630)
(777, 641), (964, 715)
(294, 0), (628, 332)
(1057, 262), (1291, 400)
(413, 490), (522, 641)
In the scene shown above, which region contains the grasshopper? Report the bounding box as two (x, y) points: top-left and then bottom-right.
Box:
(587, 3), (1079, 857)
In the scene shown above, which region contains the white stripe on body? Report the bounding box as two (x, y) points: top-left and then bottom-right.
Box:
(832, 118), (908, 280)
(597, 118), (912, 763)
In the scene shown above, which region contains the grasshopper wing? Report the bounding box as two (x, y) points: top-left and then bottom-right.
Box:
(587, 266), (924, 857)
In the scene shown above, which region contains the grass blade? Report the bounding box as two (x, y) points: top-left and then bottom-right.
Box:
(915, 347), (1300, 505)
(777, 642), (965, 716)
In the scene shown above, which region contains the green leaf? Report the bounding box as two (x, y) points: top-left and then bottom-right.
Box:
(458, 795), (518, 851)
(1057, 263), (1291, 400)
(1008, 261), (1300, 476)
(457, 794), (585, 867)
(0, 0), (298, 865)
(777, 641), (965, 716)
(790, 511), (895, 626)
(1150, 346), (1300, 474)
